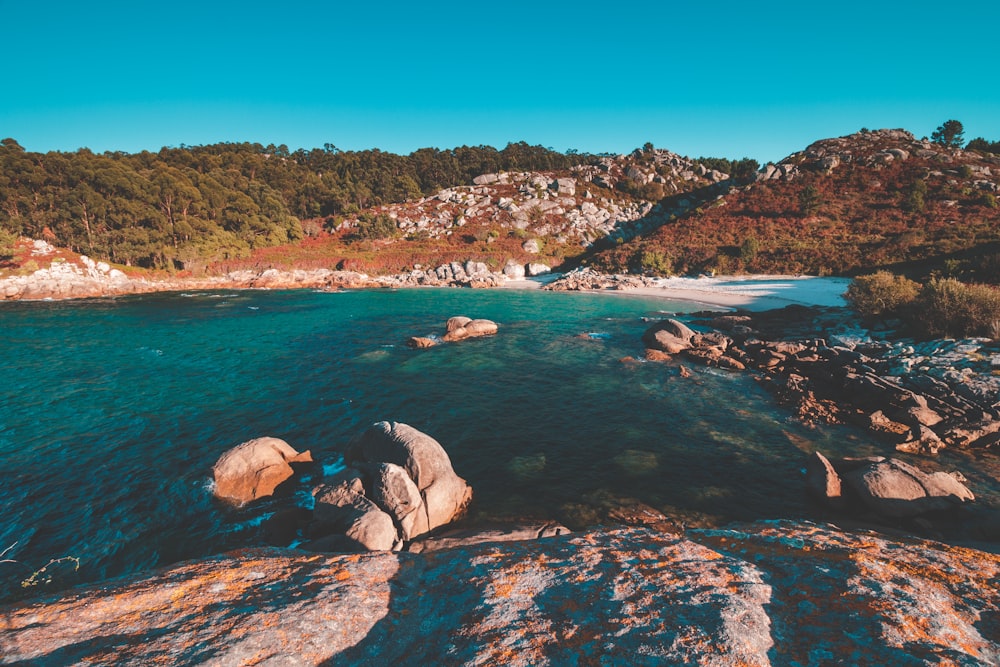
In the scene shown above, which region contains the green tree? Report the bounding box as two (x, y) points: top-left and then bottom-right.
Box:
(353, 212), (399, 240)
(639, 249), (672, 276)
(903, 179), (928, 213)
(798, 184), (821, 216)
(931, 120), (965, 148)
(740, 236), (760, 264)
(0, 227), (17, 260)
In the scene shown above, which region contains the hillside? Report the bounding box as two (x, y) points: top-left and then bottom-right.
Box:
(4, 129), (1000, 287)
(587, 129), (1000, 284)
(210, 147), (733, 277)
(0, 142), (734, 279)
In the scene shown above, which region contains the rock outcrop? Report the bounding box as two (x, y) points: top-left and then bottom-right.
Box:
(806, 452), (975, 518)
(342, 421), (473, 536)
(3, 521), (998, 666)
(211, 437), (313, 505)
(407, 315), (499, 347)
(644, 306), (1000, 456)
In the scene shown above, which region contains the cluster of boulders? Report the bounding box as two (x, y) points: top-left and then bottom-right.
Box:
(376, 259), (551, 288)
(806, 452), (975, 519)
(407, 315), (498, 349)
(1, 252), (135, 300)
(544, 266), (657, 291)
(641, 309), (1000, 456)
(572, 147), (728, 191)
(308, 422), (473, 551)
(212, 422), (473, 553)
(761, 128), (1000, 195)
(341, 173), (651, 248)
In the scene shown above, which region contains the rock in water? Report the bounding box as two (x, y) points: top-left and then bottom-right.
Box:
(311, 470), (400, 551)
(345, 421), (472, 532)
(212, 437), (312, 504)
(642, 318), (696, 354)
(808, 452), (975, 519)
(442, 315), (498, 342)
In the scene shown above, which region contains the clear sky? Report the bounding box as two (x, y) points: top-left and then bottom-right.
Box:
(3, 1), (998, 163)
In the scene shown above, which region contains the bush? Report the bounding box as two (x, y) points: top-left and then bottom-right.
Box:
(639, 250), (672, 276)
(845, 271), (920, 318)
(917, 278), (1000, 339)
(353, 213), (399, 241)
(0, 229), (17, 261)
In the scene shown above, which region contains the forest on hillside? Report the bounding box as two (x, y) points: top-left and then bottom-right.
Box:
(0, 139), (597, 269)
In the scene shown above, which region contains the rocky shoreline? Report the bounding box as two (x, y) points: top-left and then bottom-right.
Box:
(3, 266), (1000, 663)
(3, 521), (999, 665)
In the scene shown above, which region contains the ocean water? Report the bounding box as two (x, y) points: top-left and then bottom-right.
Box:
(0, 288), (993, 596)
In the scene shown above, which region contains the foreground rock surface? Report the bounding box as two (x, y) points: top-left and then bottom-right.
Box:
(2, 522), (998, 666)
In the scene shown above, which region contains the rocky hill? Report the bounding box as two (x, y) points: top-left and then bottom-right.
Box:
(213, 147), (732, 276)
(587, 129), (1000, 283)
(5, 129), (1000, 296)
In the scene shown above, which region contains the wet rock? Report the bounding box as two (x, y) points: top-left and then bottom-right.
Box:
(407, 522), (572, 553)
(642, 318), (696, 354)
(407, 336), (437, 348)
(442, 316), (498, 342)
(805, 451), (843, 507)
(211, 437), (313, 504)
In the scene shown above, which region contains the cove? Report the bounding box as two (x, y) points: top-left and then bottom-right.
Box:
(0, 288), (896, 593)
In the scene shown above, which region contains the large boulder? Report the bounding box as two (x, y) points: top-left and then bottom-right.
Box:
(642, 319), (696, 354)
(311, 470), (399, 551)
(212, 437), (312, 504)
(442, 316), (498, 342)
(364, 462), (430, 541)
(7, 522), (1000, 665)
(807, 452), (975, 519)
(345, 421), (472, 531)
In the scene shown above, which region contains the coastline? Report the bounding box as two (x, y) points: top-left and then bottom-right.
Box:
(1, 259), (850, 313)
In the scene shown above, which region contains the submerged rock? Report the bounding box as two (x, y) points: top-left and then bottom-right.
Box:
(211, 437), (313, 504)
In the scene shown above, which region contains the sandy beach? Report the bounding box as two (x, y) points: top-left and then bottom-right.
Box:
(503, 274), (851, 311)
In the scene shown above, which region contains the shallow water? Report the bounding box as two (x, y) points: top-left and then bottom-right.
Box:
(0, 288), (995, 594)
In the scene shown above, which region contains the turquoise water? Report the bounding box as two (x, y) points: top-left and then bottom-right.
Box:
(0, 288), (982, 595)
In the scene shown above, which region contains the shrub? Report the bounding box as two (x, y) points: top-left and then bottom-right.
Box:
(740, 236), (760, 264)
(639, 250), (672, 276)
(353, 213), (399, 241)
(903, 179), (927, 213)
(917, 278), (1000, 338)
(845, 271), (920, 318)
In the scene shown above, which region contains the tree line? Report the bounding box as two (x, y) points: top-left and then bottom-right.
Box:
(0, 139), (600, 270)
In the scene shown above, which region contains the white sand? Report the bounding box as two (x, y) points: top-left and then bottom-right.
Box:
(503, 274), (851, 311)
(633, 275), (851, 311)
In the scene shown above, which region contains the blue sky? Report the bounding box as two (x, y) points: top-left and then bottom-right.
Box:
(3, 1), (998, 163)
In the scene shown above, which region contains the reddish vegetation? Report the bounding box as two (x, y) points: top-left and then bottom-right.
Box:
(589, 130), (1000, 283)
